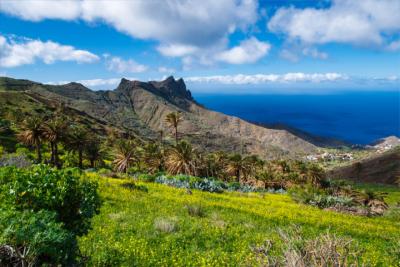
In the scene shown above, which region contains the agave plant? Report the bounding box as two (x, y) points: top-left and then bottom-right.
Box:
(166, 140), (196, 175)
(17, 115), (45, 162)
(165, 111), (182, 144)
(113, 139), (137, 173)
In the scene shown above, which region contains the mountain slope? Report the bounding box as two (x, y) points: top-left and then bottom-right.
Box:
(0, 76), (317, 158)
(328, 147), (400, 184)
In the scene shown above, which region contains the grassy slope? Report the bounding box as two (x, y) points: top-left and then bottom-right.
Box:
(79, 175), (400, 266)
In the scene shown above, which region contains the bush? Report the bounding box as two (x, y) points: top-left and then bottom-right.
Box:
(136, 173), (157, 182)
(252, 227), (364, 266)
(0, 207), (76, 266)
(186, 204), (206, 217)
(154, 218), (178, 233)
(289, 185), (353, 208)
(0, 165), (101, 236)
(120, 182), (148, 192)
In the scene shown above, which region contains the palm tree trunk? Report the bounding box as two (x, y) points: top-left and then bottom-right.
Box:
(90, 159), (94, 168)
(36, 142), (42, 163)
(78, 149), (83, 169)
(236, 169), (240, 183)
(175, 126), (178, 144)
(54, 142), (59, 168)
(50, 142), (55, 164)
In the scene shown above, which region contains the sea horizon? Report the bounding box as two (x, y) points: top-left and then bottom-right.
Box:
(194, 90), (400, 145)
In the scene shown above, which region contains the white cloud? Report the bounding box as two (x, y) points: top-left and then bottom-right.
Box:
(216, 37), (270, 64)
(268, 0), (400, 48)
(302, 48), (328, 60)
(105, 56), (148, 73)
(158, 66), (176, 73)
(0, 35), (99, 68)
(186, 72), (347, 84)
(157, 43), (199, 57)
(0, 0), (259, 66)
(0, 0), (257, 48)
(0, 0), (81, 21)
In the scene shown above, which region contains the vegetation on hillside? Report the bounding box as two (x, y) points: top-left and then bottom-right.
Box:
(0, 105), (399, 265)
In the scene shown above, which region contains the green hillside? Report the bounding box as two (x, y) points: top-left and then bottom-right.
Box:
(79, 174), (400, 266)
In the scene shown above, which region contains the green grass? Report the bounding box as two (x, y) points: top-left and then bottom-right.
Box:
(79, 174), (400, 266)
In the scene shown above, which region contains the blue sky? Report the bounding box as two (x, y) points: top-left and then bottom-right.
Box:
(0, 0), (399, 92)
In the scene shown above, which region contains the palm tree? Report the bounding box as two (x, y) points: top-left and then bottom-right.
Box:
(42, 117), (68, 167)
(143, 142), (164, 173)
(113, 139), (137, 173)
(85, 137), (104, 168)
(243, 155), (264, 180)
(67, 125), (90, 169)
(166, 140), (196, 175)
(305, 163), (325, 187)
(165, 112), (182, 144)
(17, 116), (44, 162)
(225, 154), (250, 183)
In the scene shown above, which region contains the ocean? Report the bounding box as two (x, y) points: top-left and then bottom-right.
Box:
(194, 91), (400, 145)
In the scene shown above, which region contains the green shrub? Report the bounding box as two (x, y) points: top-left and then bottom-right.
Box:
(0, 207), (76, 266)
(0, 165), (101, 236)
(136, 173), (157, 182)
(120, 182), (148, 192)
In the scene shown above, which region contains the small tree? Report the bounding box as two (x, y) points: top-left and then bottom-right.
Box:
(165, 112), (182, 144)
(17, 116), (44, 163)
(113, 139), (137, 173)
(42, 117), (68, 167)
(67, 125), (90, 169)
(166, 140), (196, 175)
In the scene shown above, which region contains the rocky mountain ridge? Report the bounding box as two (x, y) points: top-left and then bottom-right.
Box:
(1, 76), (326, 158)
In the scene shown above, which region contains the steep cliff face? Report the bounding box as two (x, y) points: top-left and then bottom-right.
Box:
(0, 76), (317, 158)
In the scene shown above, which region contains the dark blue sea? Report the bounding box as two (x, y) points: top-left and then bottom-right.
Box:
(194, 91), (400, 145)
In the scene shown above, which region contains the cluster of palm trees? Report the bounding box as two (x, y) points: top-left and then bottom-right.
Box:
(17, 114), (102, 168)
(16, 110), (325, 188)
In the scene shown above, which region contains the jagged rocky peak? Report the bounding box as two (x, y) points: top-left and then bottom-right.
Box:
(151, 76), (193, 100)
(116, 76), (193, 101)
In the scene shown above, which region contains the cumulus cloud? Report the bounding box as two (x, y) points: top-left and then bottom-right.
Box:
(0, 0), (257, 48)
(216, 37), (270, 64)
(268, 0), (400, 48)
(156, 43), (199, 57)
(105, 56), (148, 73)
(186, 73), (347, 84)
(0, 0), (260, 66)
(0, 35), (99, 68)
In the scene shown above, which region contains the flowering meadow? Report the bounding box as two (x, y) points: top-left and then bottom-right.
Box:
(79, 175), (400, 266)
